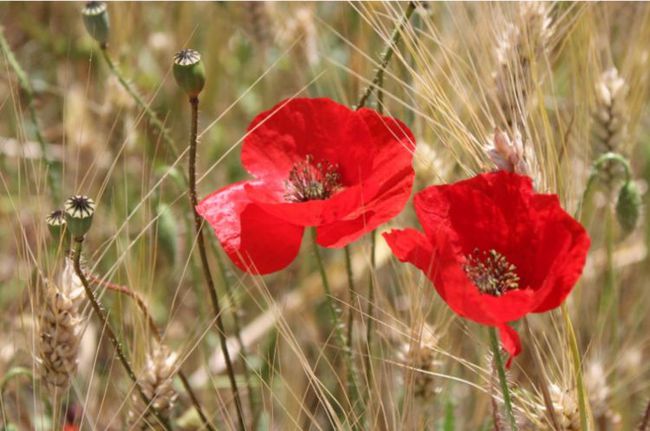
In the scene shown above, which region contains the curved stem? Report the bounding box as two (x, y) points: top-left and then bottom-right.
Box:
(88, 274), (215, 431)
(71, 238), (171, 430)
(100, 47), (184, 162)
(488, 327), (517, 431)
(187, 96), (246, 431)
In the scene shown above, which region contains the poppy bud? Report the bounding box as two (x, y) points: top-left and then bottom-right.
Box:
(46, 209), (67, 241)
(616, 180), (641, 235)
(173, 49), (205, 98)
(64, 196), (96, 239)
(82, 2), (110, 47)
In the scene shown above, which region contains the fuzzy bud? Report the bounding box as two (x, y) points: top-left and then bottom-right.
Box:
(46, 209), (67, 241)
(616, 180), (641, 235)
(173, 49), (205, 98)
(82, 2), (110, 47)
(64, 195), (95, 239)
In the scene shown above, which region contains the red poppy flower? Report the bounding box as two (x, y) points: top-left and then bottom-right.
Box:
(383, 171), (590, 365)
(197, 97), (415, 274)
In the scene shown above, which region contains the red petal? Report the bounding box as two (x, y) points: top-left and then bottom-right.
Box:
(241, 98), (377, 185)
(527, 194), (591, 312)
(196, 181), (304, 275)
(383, 228), (436, 274)
(413, 172), (535, 260)
(498, 324), (522, 368)
(316, 165), (414, 247)
(241, 98), (415, 238)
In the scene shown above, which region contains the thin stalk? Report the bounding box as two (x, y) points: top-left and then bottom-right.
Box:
(523, 318), (559, 430)
(187, 96), (246, 431)
(211, 243), (258, 427)
(310, 229), (361, 424)
(599, 208), (617, 337)
(71, 237), (171, 430)
(561, 303), (589, 431)
(488, 327), (517, 431)
(343, 245), (362, 421)
(99, 46), (183, 160)
(355, 1), (416, 110)
(344, 246), (356, 357)
(87, 274), (215, 431)
(0, 27), (61, 203)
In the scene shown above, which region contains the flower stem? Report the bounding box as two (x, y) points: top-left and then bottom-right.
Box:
(488, 327), (518, 431)
(88, 274), (215, 431)
(343, 245), (363, 421)
(70, 237), (172, 430)
(561, 303), (590, 431)
(356, 1), (416, 110)
(187, 96), (246, 431)
(0, 27), (61, 204)
(310, 229), (361, 425)
(100, 46), (184, 161)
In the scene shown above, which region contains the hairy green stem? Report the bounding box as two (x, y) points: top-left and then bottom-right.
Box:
(488, 327), (517, 431)
(71, 238), (172, 430)
(355, 1), (416, 110)
(187, 96), (246, 431)
(310, 229), (361, 425)
(343, 245), (362, 423)
(0, 27), (61, 203)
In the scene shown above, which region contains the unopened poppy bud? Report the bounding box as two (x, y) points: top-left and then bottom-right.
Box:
(616, 180), (641, 235)
(82, 2), (110, 47)
(64, 195), (96, 239)
(173, 49), (205, 98)
(46, 209), (67, 240)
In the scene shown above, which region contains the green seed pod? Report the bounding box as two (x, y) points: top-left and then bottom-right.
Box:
(64, 195), (96, 239)
(173, 49), (205, 98)
(82, 2), (110, 47)
(616, 180), (642, 235)
(46, 209), (67, 241)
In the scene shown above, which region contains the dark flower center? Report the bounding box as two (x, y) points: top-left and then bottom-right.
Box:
(284, 154), (342, 202)
(463, 248), (520, 296)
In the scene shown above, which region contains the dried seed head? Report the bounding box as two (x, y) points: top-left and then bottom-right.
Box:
(548, 384), (580, 431)
(399, 324), (440, 402)
(82, 2), (110, 47)
(128, 344), (178, 429)
(486, 128), (532, 177)
(38, 259), (84, 390)
(494, 2), (552, 127)
(64, 195), (95, 239)
(593, 68), (628, 155)
(173, 49), (205, 98)
(46, 209), (67, 241)
(616, 180), (642, 235)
